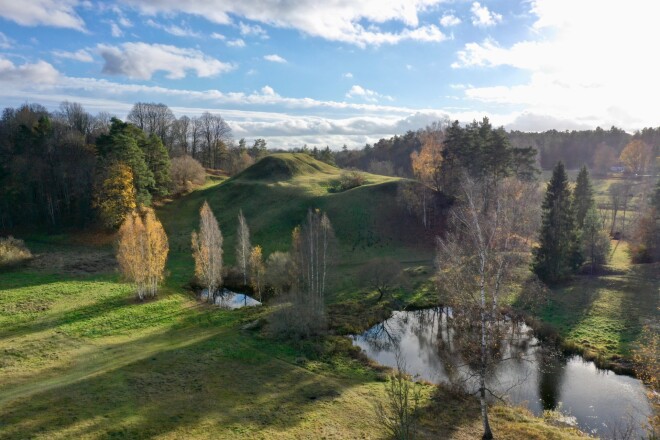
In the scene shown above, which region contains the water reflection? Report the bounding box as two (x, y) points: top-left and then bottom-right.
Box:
(351, 308), (652, 437)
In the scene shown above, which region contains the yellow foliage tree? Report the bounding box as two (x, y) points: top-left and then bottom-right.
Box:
(95, 162), (137, 229)
(191, 201), (223, 302)
(410, 133), (443, 192)
(620, 139), (654, 175)
(117, 208), (169, 300)
(249, 245), (265, 301)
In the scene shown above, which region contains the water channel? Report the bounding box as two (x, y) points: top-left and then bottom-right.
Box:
(351, 308), (652, 438)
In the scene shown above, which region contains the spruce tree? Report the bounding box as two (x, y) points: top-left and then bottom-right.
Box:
(533, 162), (581, 283)
(573, 165), (594, 229)
(142, 134), (171, 197)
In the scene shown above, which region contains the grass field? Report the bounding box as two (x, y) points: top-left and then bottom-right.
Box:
(538, 241), (659, 369)
(0, 155), (588, 439)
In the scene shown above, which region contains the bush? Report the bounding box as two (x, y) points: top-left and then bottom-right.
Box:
(0, 236), (32, 267)
(329, 169), (366, 193)
(170, 155), (206, 194)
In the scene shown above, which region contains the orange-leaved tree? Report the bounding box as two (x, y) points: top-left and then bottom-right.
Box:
(620, 139), (654, 176)
(117, 208), (169, 300)
(95, 162), (136, 229)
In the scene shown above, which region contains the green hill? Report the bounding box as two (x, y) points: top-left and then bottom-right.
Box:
(158, 153), (433, 289)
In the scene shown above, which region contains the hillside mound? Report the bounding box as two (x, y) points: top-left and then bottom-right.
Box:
(234, 153), (338, 182)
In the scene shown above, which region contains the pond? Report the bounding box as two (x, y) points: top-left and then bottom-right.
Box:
(200, 289), (261, 309)
(351, 308), (653, 438)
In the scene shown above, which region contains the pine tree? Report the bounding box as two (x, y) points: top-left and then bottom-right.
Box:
(533, 162), (581, 283)
(573, 165), (594, 229)
(142, 134), (171, 197)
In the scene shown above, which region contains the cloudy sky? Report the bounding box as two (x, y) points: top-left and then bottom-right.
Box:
(0, 0), (656, 148)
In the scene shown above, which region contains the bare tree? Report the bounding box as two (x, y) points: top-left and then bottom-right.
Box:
(374, 352), (422, 440)
(236, 209), (251, 286)
(170, 155), (206, 194)
(358, 257), (403, 301)
(435, 176), (539, 440)
(57, 101), (92, 137)
(609, 182), (632, 237)
(191, 201), (223, 302)
(127, 102), (175, 147)
(264, 251), (294, 295)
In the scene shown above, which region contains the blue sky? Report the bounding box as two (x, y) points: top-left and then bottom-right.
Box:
(0, 0), (656, 148)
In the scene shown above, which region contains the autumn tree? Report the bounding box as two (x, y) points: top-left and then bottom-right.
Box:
(249, 245), (265, 302)
(411, 131), (443, 192)
(593, 143), (618, 175)
(191, 202), (223, 302)
(264, 251), (294, 295)
(117, 208), (169, 300)
(436, 176), (539, 440)
(358, 257), (403, 302)
(94, 162), (137, 228)
(169, 155), (206, 194)
(236, 210), (251, 286)
(620, 139), (654, 176)
(533, 162), (581, 283)
(629, 177), (660, 262)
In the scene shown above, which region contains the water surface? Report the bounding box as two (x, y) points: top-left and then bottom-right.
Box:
(351, 308), (652, 437)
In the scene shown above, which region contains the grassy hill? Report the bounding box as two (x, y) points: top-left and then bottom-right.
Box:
(159, 153), (434, 293)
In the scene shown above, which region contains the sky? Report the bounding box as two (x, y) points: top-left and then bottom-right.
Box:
(0, 0), (657, 148)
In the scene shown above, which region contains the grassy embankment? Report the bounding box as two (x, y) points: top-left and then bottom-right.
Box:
(0, 154), (586, 439)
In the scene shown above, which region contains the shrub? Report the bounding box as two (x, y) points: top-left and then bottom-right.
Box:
(170, 155), (206, 194)
(329, 169), (366, 193)
(0, 236), (32, 266)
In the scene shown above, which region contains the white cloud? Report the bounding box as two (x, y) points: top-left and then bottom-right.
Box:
(110, 21), (123, 37)
(146, 19), (202, 38)
(52, 49), (94, 63)
(239, 21), (268, 38)
(264, 54), (287, 63)
(260, 85), (275, 96)
(440, 13), (461, 27)
(227, 39), (246, 48)
(343, 72), (353, 78)
(454, 0), (660, 130)
(470, 2), (502, 27)
(98, 42), (235, 80)
(0, 0), (86, 31)
(119, 0), (448, 47)
(346, 85), (393, 103)
(0, 57), (60, 84)
(0, 32), (13, 49)
(210, 32), (226, 40)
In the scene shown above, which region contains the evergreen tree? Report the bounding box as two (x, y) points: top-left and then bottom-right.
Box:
(96, 118), (155, 206)
(142, 134), (171, 197)
(533, 162), (581, 283)
(573, 165), (594, 229)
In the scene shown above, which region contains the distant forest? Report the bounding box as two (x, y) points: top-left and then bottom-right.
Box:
(1, 100), (659, 232)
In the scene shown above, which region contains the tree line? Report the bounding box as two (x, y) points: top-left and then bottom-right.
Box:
(0, 101), (267, 232)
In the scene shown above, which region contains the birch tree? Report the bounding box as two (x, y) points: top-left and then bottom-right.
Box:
(191, 201), (223, 302)
(435, 176), (539, 440)
(236, 209), (251, 286)
(117, 208), (169, 300)
(249, 245), (265, 302)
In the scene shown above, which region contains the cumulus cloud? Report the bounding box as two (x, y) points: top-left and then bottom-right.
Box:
(346, 85), (393, 103)
(0, 57), (60, 84)
(470, 2), (502, 27)
(227, 39), (246, 48)
(98, 42), (235, 79)
(119, 0), (448, 47)
(239, 21), (268, 38)
(264, 54), (287, 63)
(440, 14), (461, 27)
(0, 0), (86, 31)
(52, 49), (94, 63)
(455, 0), (660, 130)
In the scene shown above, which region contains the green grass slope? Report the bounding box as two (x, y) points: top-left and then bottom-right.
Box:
(159, 153), (433, 290)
